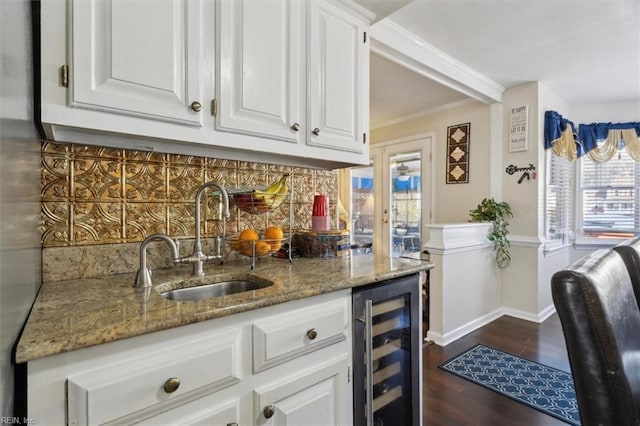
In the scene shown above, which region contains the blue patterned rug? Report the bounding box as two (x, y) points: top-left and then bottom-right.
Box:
(439, 344), (580, 425)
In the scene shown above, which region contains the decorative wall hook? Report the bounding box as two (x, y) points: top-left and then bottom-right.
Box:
(505, 164), (536, 184)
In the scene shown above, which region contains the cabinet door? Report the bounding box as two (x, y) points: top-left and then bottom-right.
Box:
(70, 0), (204, 126)
(308, 1), (369, 153)
(217, 0), (304, 143)
(254, 355), (351, 425)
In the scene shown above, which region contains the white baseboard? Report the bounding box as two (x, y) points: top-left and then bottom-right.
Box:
(426, 305), (557, 346)
(426, 308), (503, 346)
(503, 304), (556, 323)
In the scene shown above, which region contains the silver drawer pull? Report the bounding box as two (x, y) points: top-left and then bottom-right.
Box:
(306, 328), (318, 340)
(263, 404), (275, 419)
(163, 377), (180, 393)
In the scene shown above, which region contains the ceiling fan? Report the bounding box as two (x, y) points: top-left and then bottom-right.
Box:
(396, 163), (410, 176)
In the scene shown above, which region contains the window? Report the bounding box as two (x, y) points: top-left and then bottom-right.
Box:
(545, 149), (574, 250)
(578, 146), (640, 242)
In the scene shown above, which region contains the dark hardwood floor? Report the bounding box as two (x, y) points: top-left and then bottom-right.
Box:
(422, 314), (571, 425)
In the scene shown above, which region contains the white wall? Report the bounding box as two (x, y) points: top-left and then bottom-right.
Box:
(371, 100), (492, 223)
(425, 223), (501, 345)
(570, 100), (640, 124)
(495, 82), (578, 321)
(499, 83), (544, 317)
(0, 0), (43, 414)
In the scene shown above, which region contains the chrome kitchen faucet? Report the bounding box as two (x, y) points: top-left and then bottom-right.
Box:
(134, 234), (180, 289)
(179, 181), (231, 277)
(134, 182), (231, 288)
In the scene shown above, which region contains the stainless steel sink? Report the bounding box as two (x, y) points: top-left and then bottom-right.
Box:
(157, 274), (273, 302)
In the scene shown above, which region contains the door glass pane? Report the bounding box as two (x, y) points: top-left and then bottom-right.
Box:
(390, 152), (421, 257)
(352, 166), (374, 252)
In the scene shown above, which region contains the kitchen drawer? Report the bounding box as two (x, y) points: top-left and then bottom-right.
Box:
(67, 327), (242, 425)
(252, 296), (349, 372)
(135, 396), (240, 426)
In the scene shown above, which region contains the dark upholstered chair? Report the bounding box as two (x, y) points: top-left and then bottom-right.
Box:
(551, 248), (640, 425)
(613, 236), (640, 310)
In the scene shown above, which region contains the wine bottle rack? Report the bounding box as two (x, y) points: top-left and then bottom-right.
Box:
(353, 274), (421, 426)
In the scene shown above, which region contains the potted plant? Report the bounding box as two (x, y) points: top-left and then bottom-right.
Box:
(469, 198), (513, 268)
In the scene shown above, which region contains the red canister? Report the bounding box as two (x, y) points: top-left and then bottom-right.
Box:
(312, 195), (330, 231)
(312, 195), (328, 216)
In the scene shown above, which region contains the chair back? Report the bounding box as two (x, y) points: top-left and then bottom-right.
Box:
(613, 236), (640, 310)
(551, 248), (640, 426)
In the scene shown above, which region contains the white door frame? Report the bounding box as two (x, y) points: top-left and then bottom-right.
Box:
(339, 132), (434, 256)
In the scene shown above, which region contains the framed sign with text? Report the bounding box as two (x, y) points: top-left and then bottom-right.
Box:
(509, 105), (529, 152)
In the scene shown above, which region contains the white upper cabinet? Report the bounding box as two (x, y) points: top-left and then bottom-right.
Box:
(38, 0), (372, 168)
(70, 0), (204, 126)
(217, 0), (304, 143)
(217, 0), (370, 155)
(308, 1), (369, 153)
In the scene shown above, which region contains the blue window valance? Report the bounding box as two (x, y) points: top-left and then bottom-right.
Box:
(544, 110), (579, 160)
(544, 110), (640, 162)
(578, 122), (640, 153)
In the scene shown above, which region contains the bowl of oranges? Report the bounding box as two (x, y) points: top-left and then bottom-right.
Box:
(227, 226), (285, 258)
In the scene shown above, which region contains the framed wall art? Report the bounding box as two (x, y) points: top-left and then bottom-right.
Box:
(509, 105), (529, 152)
(446, 123), (470, 184)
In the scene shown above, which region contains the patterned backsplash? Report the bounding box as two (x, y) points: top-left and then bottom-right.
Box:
(41, 141), (338, 247)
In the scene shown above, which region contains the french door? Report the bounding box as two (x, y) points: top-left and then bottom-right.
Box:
(347, 134), (433, 257)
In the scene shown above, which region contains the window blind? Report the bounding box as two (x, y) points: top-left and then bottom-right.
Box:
(579, 147), (639, 240)
(545, 150), (574, 249)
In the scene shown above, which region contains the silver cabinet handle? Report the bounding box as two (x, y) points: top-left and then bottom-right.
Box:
(307, 328), (318, 340)
(191, 101), (202, 112)
(312, 128), (320, 136)
(291, 122), (301, 131)
(364, 299), (374, 425)
(263, 404), (275, 419)
(163, 377), (180, 393)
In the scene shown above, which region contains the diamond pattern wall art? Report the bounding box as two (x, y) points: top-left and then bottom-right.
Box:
(446, 123), (470, 184)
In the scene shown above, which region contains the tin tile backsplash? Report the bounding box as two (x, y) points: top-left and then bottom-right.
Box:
(41, 141), (338, 247)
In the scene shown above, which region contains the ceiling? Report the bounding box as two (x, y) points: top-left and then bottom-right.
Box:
(370, 0), (640, 129)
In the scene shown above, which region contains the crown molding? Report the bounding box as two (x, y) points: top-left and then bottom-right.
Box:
(370, 98), (477, 130)
(369, 19), (505, 104)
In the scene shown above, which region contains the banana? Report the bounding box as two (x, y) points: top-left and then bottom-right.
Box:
(234, 174), (289, 213)
(256, 174), (289, 208)
(268, 175), (289, 209)
(252, 174), (286, 201)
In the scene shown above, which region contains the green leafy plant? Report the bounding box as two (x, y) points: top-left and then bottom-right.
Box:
(469, 198), (513, 269)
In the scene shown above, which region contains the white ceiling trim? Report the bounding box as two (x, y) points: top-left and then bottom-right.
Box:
(370, 98), (476, 130)
(369, 19), (505, 104)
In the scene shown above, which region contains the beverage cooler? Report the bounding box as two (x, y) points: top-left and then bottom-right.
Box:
(352, 273), (421, 426)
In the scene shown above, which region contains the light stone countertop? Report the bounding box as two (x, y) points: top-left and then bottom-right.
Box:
(16, 254), (433, 363)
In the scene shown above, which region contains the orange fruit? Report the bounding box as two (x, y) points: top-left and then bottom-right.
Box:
(265, 226), (284, 250)
(238, 229), (259, 256)
(255, 240), (271, 256)
(239, 240), (254, 256)
(239, 228), (259, 241)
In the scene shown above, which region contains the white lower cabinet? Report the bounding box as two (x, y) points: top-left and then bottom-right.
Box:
(26, 290), (352, 425)
(254, 356), (351, 425)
